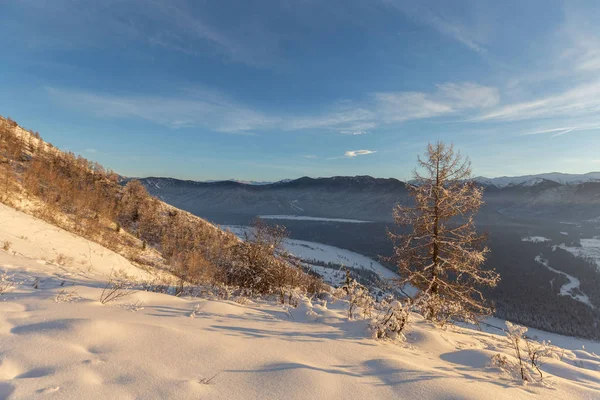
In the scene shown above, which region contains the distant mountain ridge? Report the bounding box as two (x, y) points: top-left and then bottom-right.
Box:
(138, 174), (600, 223)
(148, 171), (600, 189)
(473, 172), (600, 188)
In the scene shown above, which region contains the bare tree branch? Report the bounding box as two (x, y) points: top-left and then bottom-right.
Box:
(390, 141), (500, 324)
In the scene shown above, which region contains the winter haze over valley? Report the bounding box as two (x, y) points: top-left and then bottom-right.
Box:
(2, 1), (600, 399)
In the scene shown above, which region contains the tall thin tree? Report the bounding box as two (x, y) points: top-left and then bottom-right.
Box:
(390, 141), (499, 324)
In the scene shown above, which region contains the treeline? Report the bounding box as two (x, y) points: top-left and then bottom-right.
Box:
(0, 116), (324, 298)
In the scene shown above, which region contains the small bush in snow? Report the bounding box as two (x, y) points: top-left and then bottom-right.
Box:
(492, 321), (555, 384)
(490, 353), (519, 377)
(415, 294), (471, 327)
(370, 299), (410, 341)
(504, 321), (531, 382)
(235, 296), (250, 305)
(341, 271), (374, 320)
(215, 284), (234, 300)
(190, 304), (202, 318)
(524, 337), (554, 381)
(54, 289), (80, 303)
(100, 270), (135, 304)
(226, 219), (325, 299)
(139, 278), (172, 295)
(0, 272), (14, 295)
(197, 372), (220, 385)
(55, 253), (72, 266)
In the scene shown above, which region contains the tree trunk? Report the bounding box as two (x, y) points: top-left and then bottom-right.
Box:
(430, 156), (440, 295)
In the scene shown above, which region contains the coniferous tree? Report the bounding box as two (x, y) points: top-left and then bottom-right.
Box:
(390, 141), (500, 324)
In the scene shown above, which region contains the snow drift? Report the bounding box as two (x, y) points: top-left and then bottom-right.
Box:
(0, 198), (599, 399)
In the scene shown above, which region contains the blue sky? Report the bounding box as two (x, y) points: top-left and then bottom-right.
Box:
(2, 0), (600, 181)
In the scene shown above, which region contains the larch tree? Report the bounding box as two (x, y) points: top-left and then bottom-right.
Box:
(390, 141), (500, 324)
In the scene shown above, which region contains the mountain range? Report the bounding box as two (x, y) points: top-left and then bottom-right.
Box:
(189, 172), (600, 188)
(473, 172), (600, 188)
(137, 174), (600, 224)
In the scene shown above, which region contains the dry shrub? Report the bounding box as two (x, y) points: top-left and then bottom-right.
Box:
(341, 271), (375, 320)
(54, 289), (80, 303)
(100, 271), (135, 304)
(55, 253), (73, 266)
(491, 321), (556, 384)
(0, 116), (325, 300)
(0, 272), (14, 294)
(226, 219), (325, 299)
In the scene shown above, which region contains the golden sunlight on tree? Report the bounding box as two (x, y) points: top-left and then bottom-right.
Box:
(390, 141), (500, 324)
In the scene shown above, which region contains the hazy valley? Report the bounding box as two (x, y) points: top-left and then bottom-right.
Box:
(140, 176), (600, 339)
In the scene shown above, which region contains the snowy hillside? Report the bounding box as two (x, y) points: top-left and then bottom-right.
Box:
(223, 225), (398, 280)
(0, 204), (158, 282)
(1, 204), (600, 399)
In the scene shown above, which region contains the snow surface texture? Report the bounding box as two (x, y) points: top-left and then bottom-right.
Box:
(224, 225), (398, 280)
(1, 205), (600, 399)
(0, 204), (154, 282)
(534, 255), (592, 307)
(522, 236), (552, 243)
(259, 215), (370, 223)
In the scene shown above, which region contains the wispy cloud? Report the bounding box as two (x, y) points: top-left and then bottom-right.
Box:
(559, 6), (600, 74)
(374, 82), (498, 123)
(46, 86), (277, 134)
(383, 0), (487, 54)
(344, 150), (376, 157)
(523, 127), (575, 137)
(9, 0), (283, 69)
(470, 8), (600, 132)
(475, 80), (600, 122)
(421, 15), (486, 54)
(48, 81), (498, 134)
(285, 82), (498, 132)
(302, 155), (317, 159)
(141, 1), (283, 68)
(340, 130), (368, 135)
(522, 124), (600, 137)
(436, 83), (499, 109)
(286, 107), (376, 132)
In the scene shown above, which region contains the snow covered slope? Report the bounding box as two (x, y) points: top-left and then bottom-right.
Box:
(2, 254), (600, 398)
(224, 225), (398, 280)
(1, 206), (600, 399)
(0, 203), (598, 399)
(0, 204), (155, 282)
